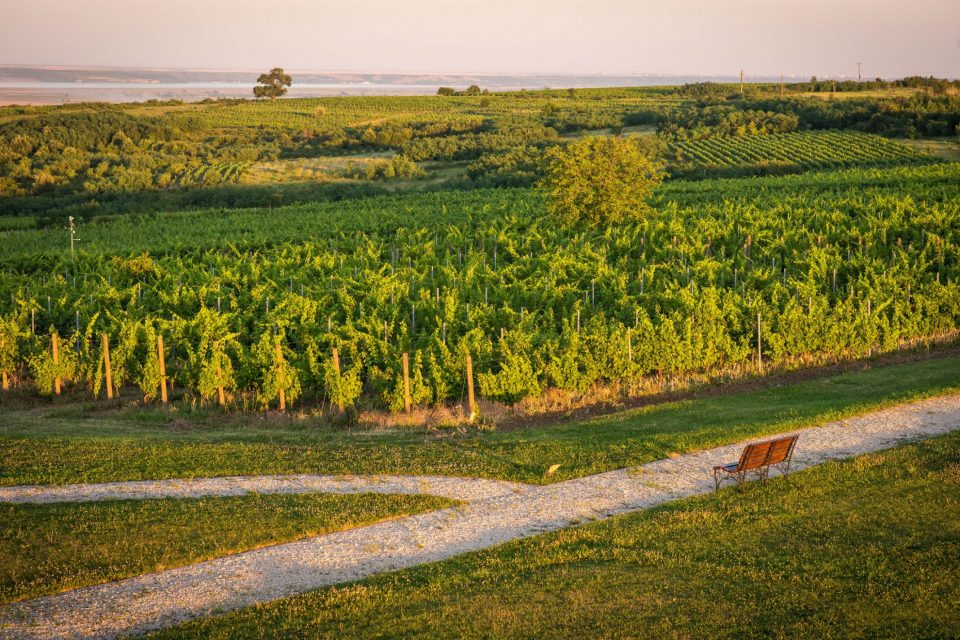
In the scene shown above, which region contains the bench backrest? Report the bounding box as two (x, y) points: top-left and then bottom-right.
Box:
(736, 435), (798, 471)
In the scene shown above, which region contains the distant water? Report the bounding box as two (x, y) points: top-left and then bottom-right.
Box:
(0, 74), (730, 106)
(0, 82), (467, 105)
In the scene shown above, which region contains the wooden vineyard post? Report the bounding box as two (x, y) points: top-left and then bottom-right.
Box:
(402, 352), (411, 414)
(157, 334), (168, 403)
(756, 312), (763, 374)
(52, 333), (61, 396)
(465, 352), (476, 421)
(102, 334), (113, 399)
(215, 342), (225, 407)
(1, 333), (7, 391)
(0, 330), (6, 391)
(332, 348), (343, 412)
(275, 342), (286, 412)
(217, 364), (226, 407)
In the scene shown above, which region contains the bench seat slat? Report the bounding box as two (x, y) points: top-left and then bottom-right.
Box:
(713, 462), (739, 472)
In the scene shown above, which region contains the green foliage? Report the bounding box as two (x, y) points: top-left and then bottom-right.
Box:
(253, 68), (292, 100)
(28, 333), (77, 396)
(478, 332), (542, 404)
(132, 321), (162, 401)
(323, 355), (363, 410)
(252, 331), (301, 409)
(1, 156), (959, 410)
(467, 145), (545, 186)
(0, 313), (25, 378)
(386, 350), (433, 411)
(658, 105), (799, 139)
(98, 319), (163, 401)
(360, 123), (414, 147)
(670, 131), (931, 178)
(175, 308), (239, 403)
(344, 155), (425, 181)
(2, 86), (958, 218)
(538, 136), (664, 225)
(547, 320), (602, 393)
(74, 312), (105, 398)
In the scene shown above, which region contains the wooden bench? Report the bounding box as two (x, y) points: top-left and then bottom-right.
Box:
(713, 435), (799, 491)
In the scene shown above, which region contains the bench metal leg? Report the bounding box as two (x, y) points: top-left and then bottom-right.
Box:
(771, 455), (795, 482)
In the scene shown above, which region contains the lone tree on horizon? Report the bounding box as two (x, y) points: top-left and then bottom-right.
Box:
(254, 68), (292, 99)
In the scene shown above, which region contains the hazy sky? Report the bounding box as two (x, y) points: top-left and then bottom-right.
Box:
(2, 0), (958, 78)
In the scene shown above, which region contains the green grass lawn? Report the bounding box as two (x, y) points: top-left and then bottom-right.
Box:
(2, 355), (959, 486)
(148, 431), (960, 640)
(0, 492), (453, 604)
(899, 137), (960, 162)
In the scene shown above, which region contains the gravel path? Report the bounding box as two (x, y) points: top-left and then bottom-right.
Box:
(2, 393), (959, 640)
(0, 474), (529, 505)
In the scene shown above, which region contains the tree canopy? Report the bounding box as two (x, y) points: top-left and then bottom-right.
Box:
(254, 68), (292, 100)
(537, 136), (663, 226)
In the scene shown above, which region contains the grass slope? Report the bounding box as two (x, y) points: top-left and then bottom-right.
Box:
(0, 492), (453, 604)
(1, 355), (959, 486)
(149, 431), (960, 640)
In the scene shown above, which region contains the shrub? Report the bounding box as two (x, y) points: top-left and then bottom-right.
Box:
(537, 136), (663, 226)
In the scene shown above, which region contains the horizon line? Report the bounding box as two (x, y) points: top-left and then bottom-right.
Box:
(0, 63), (942, 82)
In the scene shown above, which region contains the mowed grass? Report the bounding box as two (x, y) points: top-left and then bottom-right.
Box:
(1, 355), (959, 485)
(242, 153), (396, 184)
(0, 492), (453, 604)
(149, 432), (960, 640)
(899, 137), (960, 162)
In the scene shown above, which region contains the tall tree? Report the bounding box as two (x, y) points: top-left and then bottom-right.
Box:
(537, 136), (663, 226)
(254, 68), (292, 100)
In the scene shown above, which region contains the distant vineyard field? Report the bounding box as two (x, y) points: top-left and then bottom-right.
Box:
(672, 131), (934, 177)
(178, 162), (250, 187)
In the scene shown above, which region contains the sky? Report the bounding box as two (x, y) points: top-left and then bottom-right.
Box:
(2, 0), (958, 78)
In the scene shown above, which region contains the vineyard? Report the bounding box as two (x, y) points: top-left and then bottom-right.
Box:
(1, 162), (958, 413)
(4, 86), (958, 219)
(178, 162), (249, 187)
(162, 91), (660, 131)
(672, 131), (932, 176)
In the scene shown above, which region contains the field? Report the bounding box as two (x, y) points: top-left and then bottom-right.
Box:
(672, 130), (932, 176)
(899, 136), (960, 161)
(0, 492), (453, 603)
(1, 80), (959, 638)
(1, 162), (957, 413)
(146, 431), (960, 639)
(2, 81), (958, 217)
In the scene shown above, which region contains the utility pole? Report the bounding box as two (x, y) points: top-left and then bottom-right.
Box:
(739, 69), (744, 95)
(857, 62), (862, 84)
